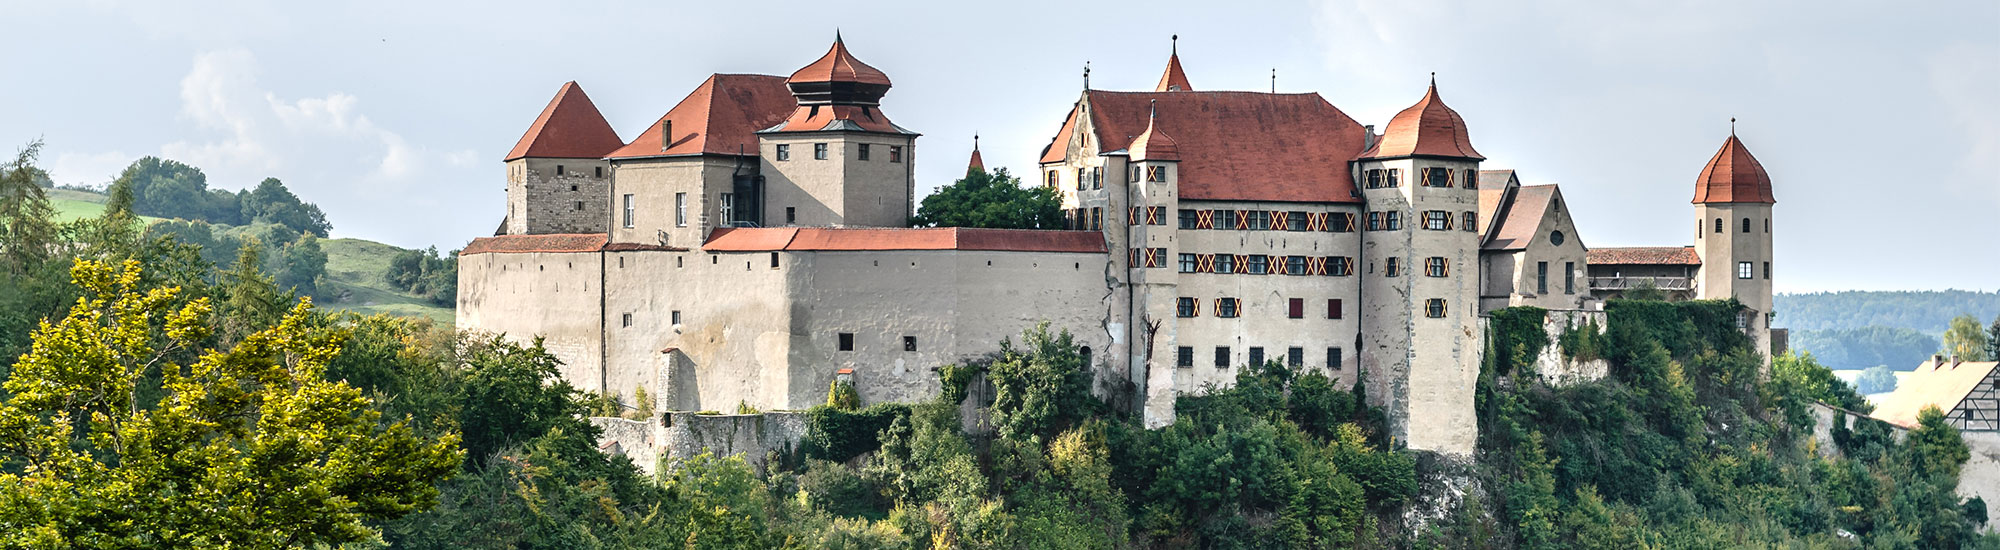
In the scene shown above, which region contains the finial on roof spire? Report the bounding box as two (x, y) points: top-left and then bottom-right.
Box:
(1271, 68), (1277, 93)
(1430, 71), (1436, 87)
(973, 133), (980, 150)
(1149, 98), (1157, 121)
(1172, 34), (1178, 55)
(1083, 61), (1091, 90)
(1730, 117), (1736, 136)
(835, 28), (843, 44)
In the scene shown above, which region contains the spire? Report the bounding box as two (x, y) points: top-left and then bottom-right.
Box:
(967, 134), (985, 175)
(505, 81), (625, 161)
(1271, 68), (1276, 93)
(1155, 36), (1193, 92)
(1083, 61), (1091, 90)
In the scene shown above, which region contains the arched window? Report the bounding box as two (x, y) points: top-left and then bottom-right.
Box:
(1741, 218), (1751, 233)
(1714, 218), (1723, 233)
(1079, 346), (1093, 368)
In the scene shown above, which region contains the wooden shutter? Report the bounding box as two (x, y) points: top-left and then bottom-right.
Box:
(1234, 210), (1250, 230)
(1270, 211), (1289, 231)
(1197, 254), (1215, 273)
(1196, 210), (1215, 229)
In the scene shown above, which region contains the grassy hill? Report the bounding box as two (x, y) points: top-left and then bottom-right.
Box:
(43, 188), (452, 325)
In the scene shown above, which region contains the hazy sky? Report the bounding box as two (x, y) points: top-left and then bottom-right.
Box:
(2, 0), (1994, 292)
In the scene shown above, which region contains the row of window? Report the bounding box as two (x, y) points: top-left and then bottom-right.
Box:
(1176, 209), (1358, 232)
(1177, 345), (1343, 370)
(1736, 261), (1772, 280)
(1534, 261), (1578, 295)
(548, 164), (605, 179)
(1704, 217), (1772, 235)
(836, 333), (922, 352)
(621, 192), (801, 230)
(775, 143), (904, 163)
(1049, 166), (1170, 189)
(1177, 297), (1345, 319)
(1364, 167), (1477, 189)
(1146, 252), (1357, 276)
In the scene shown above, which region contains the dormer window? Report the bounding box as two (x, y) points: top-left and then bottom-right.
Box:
(1145, 166), (1167, 182)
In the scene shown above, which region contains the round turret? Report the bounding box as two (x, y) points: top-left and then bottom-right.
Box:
(786, 34), (892, 106)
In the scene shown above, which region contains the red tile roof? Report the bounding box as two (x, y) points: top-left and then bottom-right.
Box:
(1692, 134), (1775, 204)
(1586, 246), (1701, 266)
(506, 82), (626, 161)
(1155, 54), (1192, 92)
(1474, 169), (1519, 236)
(1128, 108), (1182, 162)
(967, 136), (985, 173)
(463, 233), (684, 255)
(702, 227), (1106, 253)
(607, 74), (796, 159)
(766, 104), (913, 134)
(1358, 81), (1483, 161)
(1040, 90), (1369, 203)
(787, 35), (891, 87)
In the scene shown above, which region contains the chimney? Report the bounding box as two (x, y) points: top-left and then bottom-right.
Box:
(660, 120), (673, 152)
(1933, 353), (1945, 367)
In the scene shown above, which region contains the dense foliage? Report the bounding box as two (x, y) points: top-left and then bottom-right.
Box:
(1942, 313), (1993, 362)
(909, 167), (1064, 229)
(1777, 290), (2000, 334)
(1790, 326), (1942, 371)
(384, 245), (458, 306)
(1855, 365), (1899, 395)
(110, 158), (331, 237)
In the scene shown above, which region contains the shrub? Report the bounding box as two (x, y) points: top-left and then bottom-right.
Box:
(804, 403), (914, 462)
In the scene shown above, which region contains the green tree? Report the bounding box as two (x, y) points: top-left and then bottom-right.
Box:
(1856, 365), (1898, 395)
(0, 140), (57, 272)
(0, 259), (460, 547)
(910, 167), (1063, 229)
(1987, 315), (2000, 365)
(1942, 313), (1991, 362)
(987, 323), (1093, 441)
(242, 177), (331, 237)
(272, 233), (328, 298)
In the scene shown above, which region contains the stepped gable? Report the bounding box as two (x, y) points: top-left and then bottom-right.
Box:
(1041, 90), (1368, 203)
(607, 74), (796, 159)
(1692, 133), (1776, 204)
(1586, 246), (1701, 265)
(506, 82), (626, 161)
(703, 227), (1106, 253)
(1357, 78), (1483, 161)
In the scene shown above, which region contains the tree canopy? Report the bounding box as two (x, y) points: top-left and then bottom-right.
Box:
(909, 167), (1063, 229)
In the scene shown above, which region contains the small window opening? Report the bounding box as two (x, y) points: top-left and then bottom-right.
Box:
(838, 333), (855, 351)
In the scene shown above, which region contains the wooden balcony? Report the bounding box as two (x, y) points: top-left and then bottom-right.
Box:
(1589, 276), (1695, 291)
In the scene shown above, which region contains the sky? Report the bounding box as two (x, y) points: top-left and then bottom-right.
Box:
(0, 0), (1994, 293)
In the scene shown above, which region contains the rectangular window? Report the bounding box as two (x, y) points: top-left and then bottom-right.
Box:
(1179, 253), (1198, 273)
(770, 251), (780, 268)
(838, 333), (855, 351)
(1287, 211), (1307, 231)
(1091, 208), (1102, 230)
(1764, 261), (1771, 280)
(858, 144), (871, 161)
(1426, 257), (1449, 277)
(1426, 298), (1447, 318)
(1285, 255), (1306, 275)
(1047, 170), (1059, 188)
(622, 194), (635, 228)
(1092, 167), (1103, 189)
(1249, 347), (1265, 366)
(1150, 206), (1166, 226)
(1738, 261), (1753, 279)
(889, 146), (903, 163)
(813, 143), (829, 160)
(1077, 168), (1086, 191)
(1366, 169), (1383, 189)
(1463, 211), (1477, 232)
(1287, 347), (1304, 367)
(1248, 211), (1271, 230)
(1217, 297), (1240, 318)
(675, 193), (688, 227)
(1424, 167), (1450, 187)
(1464, 170), (1478, 189)
(1330, 256), (1353, 276)
(574, 201), (584, 211)
(1153, 248), (1167, 268)
(1177, 297), (1198, 317)
(1537, 261), (1549, 294)
(1215, 254), (1236, 274)
(1146, 166), (1167, 182)
(1288, 298), (1304, 319)
(786, 207), (797, 224)
(1179, 209), (1199, 229)
(1331, 213), (1355, 232)
(1386, 211), (1402, 230)
(1384, 257), (1400, 277)
(1367, 212), (1383, 231)
(1386, 168), (1400, 187)
(1246, 255), (1269, 275)
(1423, 210), (1452, 230)
(1177, 346), (1194, 368)
(1215, 346), (1231, 368)
(1565, 262), (1576, 294)
(595, 166), (604, 178)
(719, 192), (735, 224)
(556, 165), (566, 176)
(1327, 347), (1343, 370)
(1327, 299), (1342, 319)
(621, 313), (632, 327)
(904, 336), (917, 352)
(671, 310), (682, 325)
(776, 144), (790, 161)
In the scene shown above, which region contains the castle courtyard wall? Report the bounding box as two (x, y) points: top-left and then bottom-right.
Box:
(457, 250), (607, 391)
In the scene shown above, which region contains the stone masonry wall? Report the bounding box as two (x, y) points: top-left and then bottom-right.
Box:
(591, 411), (810, 477)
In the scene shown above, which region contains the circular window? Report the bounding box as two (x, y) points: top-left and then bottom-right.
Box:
(1549, 231), (1566, 246)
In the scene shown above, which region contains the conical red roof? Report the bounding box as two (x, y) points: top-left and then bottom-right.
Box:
(788, 35), (891, 86)
(1129, 107), (1181, 162)
(1357, 80), (1482, 160)
(1693, 134), (1775, 204)
(1155, 54), (1192, 92)
(506, 81), (625, 161)
(967, 135), (985, 173)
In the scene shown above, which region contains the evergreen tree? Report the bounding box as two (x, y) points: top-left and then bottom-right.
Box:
(0, 140), (57, 272)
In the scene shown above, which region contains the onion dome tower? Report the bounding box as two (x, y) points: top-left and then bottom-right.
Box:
(1693, 121), (1776, 362)
(759, 33), (918, 228)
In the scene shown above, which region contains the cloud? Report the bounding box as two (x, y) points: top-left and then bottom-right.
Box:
(47, 151), (133, 188)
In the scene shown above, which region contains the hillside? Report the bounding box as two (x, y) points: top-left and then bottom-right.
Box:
(43, 188), (453, 325)
(1776, 290), (2000, 334)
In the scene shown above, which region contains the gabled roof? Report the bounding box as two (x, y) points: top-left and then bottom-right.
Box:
(1040, 90), (1369, 203)
(1692, 134), (1775, 204)
(506, 82), (626, 161)
(1586, 246), (1701, 266)
(607, 74), (796, 159)
(1871, 359), (1999, 429)
(1475, 169), (1520, 236)
(1484, 184), (1561, 251)
(787, 35), (891, 87)
(1155, 53), (1192, 92)
(702, 227), (1106, 253)
(1357, 80), (1483, 161)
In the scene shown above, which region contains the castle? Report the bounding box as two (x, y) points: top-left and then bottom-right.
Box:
(456, 36), (1777, 456)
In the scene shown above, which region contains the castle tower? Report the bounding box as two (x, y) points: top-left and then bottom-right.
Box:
(503, 81), (624, 235)
(759, 34), (919, 228)
(1155, 35), (1193, 92)
(967, 135), (985, 175)
(1692, 126), (1776, 359)
(1125, 103), (1184, 429)
(1353, 77), (1483, 456)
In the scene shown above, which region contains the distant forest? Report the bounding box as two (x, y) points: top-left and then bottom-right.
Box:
(1776, 290), (2000, 371)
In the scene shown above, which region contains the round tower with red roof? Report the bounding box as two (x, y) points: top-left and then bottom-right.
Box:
(1693, 124), (1777, 359)
(1351, 76), (1484, 455)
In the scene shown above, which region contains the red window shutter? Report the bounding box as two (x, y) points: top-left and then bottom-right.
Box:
(1328, 299), (1342, 319)
(1196, 210), (1214, 229)
(1271, 211), (1288, 230)
(1288, 298), (1304, 318)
